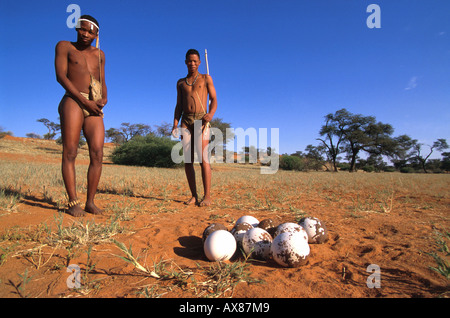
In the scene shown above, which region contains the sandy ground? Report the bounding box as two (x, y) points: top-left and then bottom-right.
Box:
(0, 135), (448, 300)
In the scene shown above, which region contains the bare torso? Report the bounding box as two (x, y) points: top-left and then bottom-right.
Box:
(62, 41), (102, 95)
(177, 74), (209, 114)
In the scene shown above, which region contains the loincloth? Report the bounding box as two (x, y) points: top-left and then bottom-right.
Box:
(181, 112), (205, 131)
(60, 91), (104, 118)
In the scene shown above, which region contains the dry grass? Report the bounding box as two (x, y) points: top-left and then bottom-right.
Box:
(0, 137), (449, 298)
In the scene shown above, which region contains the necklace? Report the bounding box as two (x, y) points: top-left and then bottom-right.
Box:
(185, 72), (199, 86)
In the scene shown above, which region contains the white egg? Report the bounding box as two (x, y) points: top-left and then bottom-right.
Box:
(298, 217), (328, 244)
(230, 222), (253, 248)
(242, 227), (273, 260)
(274, 222), (308, 241)
(235, 215), (259, 227)
(202, 223), (227, 243)
(203, 230), (236, 262)
(271, 231), (310, 267)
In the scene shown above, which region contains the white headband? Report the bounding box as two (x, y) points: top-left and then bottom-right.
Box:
(76, 18), (100, 49)
(76, 18), (99, 32)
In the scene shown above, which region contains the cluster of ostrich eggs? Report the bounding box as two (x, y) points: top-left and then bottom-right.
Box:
(202, 215), (327, 267)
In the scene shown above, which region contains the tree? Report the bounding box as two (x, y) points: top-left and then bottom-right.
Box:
(241, 146), (258, 163)
(441, 152), (450, 172)
(318, 108), (396, 172)
(105, 127), (126, 144)
(26, 133), (42, 139)
(106, 122), (153, 144)
(37, 118), (60, 140)
(209, 117), (234, 152)
(204, 117), (233, 161)
(343, 116), (394, 172)
(411, 139), (449, 173)
(0, 126), (13, 138)
(356, 154), (386, 172)
(317, 109), (349, 171)
(154, 121), (172, 137)
(304, 144), (328, 171)
(387, 134), (415, 169)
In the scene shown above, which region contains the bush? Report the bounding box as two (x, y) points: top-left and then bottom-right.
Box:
(400, 167), (416, 173)
(111, 135), (181, 168)
(337, 163), (350, 171)
(362, 165), (375, 172)
(280, 155), (305, 171)
(383, 166), (396, 172)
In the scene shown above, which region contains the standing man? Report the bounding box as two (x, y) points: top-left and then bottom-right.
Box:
(55, 15), (107, 216)
(172, 49), (217, 206)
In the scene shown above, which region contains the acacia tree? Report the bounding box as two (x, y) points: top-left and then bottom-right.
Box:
(37, 118), (60, 140)
(0, 126), (13, 138)
(343, 116), (395, 172)
(386, 134), (416, 169)
(106, 122), (153, 144)
(317, 109), (349, 171)
(318, 109), (396, 172)
(304, 144), (329, 171)
(410, 138), (449, 173)
(441, 152), (450, 172)
(154, 121), (172, 137)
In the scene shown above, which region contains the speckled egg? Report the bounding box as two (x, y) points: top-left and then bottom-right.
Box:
(271, 231), (310, 267)
(298, 217), (328, 244)
(242, 227), (273, 260)
(235, 215), (259, 227)
(203, 230), (236, 261)
(230, 222), (253, 247)
(258, 218), (277, 237)
(273, 222), (308, 241)
(202, 223), (227, 243)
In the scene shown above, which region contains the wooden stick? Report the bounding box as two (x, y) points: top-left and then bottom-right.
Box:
(205, 49), (209, 75)
(205, 49), (211, 107)
(203, 49), (211, 134)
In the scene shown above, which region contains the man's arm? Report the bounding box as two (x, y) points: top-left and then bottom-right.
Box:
(99, 49), (107, 107)
(202, 75), (217, 123)
(172, 80), (183, 137)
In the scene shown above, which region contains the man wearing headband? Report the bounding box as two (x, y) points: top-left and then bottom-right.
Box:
(55, 15), (107, 217)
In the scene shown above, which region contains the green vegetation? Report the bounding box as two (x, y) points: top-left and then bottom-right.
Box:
(110, 135), (180, 168)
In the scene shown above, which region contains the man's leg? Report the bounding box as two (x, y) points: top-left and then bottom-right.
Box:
(199, 126), (212, 206)
(181, 126), (198, 205)
(59, 97), (85, 217)
(83, 116), (104, 214)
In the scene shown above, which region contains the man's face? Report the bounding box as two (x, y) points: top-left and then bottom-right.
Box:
(185, 54), (201, 73)
(76, 21), (98, 46)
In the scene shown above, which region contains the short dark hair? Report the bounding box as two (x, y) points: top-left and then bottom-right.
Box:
(78, 15), (100, 30)
(185, 49), (200, 60)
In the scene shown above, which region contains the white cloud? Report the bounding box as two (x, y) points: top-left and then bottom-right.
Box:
(405, 76), (418, 90)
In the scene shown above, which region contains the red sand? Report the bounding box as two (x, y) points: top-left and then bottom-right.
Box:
(0, 136), (448, 298)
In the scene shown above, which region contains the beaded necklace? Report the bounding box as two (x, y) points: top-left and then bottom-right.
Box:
(185, 72), (199, 86)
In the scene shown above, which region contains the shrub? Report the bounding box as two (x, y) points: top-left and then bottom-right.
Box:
(280, 155), (305, 171)
(400, 167), (416, 173)
(337, 163), (350, 171)
(362, 165), (375, 172)
(383, 166), (396, 172)
(111, 135), (181, 168)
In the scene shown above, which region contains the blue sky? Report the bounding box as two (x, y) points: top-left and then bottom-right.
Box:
(1, 0), (449, 157)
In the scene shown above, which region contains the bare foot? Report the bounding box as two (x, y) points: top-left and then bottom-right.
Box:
(85, 201), (103, 215)
(184, 196), (198, 205)
(67, 204), (86, 217)
(199, 196), (212, 207)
